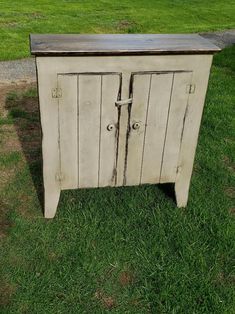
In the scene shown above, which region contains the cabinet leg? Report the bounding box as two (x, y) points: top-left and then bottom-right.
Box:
(44, 186), (61, 218)
(174, 180), (190, 208)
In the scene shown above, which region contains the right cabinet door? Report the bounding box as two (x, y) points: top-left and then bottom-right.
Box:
(124, 71), (192, 186)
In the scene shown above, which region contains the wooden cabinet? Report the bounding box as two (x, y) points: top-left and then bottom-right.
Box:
(30, 34), (220, 218)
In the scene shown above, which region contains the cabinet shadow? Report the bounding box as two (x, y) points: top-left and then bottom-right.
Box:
(158, 183), (176, 203)
(5, 84), (44, 213)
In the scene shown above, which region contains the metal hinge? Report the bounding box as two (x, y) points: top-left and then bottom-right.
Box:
(186, 84), (196, 94)
(176, 166), (182, 174)
(55, 173), (64, 181)
(52, 88), (62, 98)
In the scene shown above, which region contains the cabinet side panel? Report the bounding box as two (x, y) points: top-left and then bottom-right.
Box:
(78, 75), (101, 188)
(141, 73), (173, 184)
(160, 72), (192, 183)
(99, 74), (121, 187)
(175, 56), (213, 206)
(124, 74), (151, 186)
(58, 75), (78, 189)
(36, 57), (61, 217)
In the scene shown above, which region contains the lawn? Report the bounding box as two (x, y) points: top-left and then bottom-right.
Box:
(0, 1), (235, 313)
(0, 43), (235, 312)
(0, 0), (235, 60)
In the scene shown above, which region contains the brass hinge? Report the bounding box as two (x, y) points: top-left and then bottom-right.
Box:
(186, 84), (196, 94)
(52, 88), (62, 98)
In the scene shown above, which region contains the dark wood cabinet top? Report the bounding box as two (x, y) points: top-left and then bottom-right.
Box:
(30, 34), (220, 56)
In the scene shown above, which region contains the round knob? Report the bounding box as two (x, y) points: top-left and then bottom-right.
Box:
(132, 122), (141, 130)
(107, 124), (115, 131)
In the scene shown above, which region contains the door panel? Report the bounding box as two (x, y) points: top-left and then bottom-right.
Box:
(58, 70), (191, 190)
(160, 72), (192, 183)
(78, 75), (101, 188)
(141, 73), (173, 184)
(58, 73), (121, 190)
(125, 71), (192, 186)
(99, 74), (121, 187)
(124, 74), (151, 186)
(58, 75), (78, 189)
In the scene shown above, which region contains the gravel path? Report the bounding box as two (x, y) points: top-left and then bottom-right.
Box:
(0, 29), (234, 84)
(200, 29), (235, 48)
(0, 58), (36, 84)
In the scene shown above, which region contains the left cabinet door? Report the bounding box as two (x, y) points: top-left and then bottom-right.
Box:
(58, 73), (121, 190)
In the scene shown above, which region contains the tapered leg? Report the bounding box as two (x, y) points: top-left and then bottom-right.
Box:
(44, 184), (61, 218)
(36, 57), (61, 218)
(175, 179), (190, 208)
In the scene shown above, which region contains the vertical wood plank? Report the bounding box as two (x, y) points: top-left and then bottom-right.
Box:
(141, 73), (173, 184)
(58, 75), (78, 189)
(78, 75), (101, 188)
(124, 74), (151, 186)
(99, 74), (121, 187)
(115, 72), (130, 187)
(160, 72), (192, 183)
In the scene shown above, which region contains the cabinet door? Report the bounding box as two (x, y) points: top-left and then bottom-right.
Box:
(124, 71), (192, 186)
(58, 73), (121, 190)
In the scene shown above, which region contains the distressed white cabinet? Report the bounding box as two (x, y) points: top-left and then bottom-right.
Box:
(30, 34), (220, 218)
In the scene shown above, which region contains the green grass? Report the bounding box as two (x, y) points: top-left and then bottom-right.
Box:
(0, 0), (235, 60)
(0, 45), (234, 313)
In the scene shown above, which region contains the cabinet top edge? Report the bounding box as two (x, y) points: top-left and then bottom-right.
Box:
(30, 34), (221, 56)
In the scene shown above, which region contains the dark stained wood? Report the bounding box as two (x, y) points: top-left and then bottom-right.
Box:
(30, 34), (221, 56)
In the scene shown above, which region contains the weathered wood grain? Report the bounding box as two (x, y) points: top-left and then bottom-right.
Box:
(160, 72), (192, 183)
(30, 34), (220, 56)
(35, 52), (215, 218)
(36, 58), (61, 218)
(58, 74), (78, 190)
(124, 74), (151, 186)
(78, 75), (101, 188)
(175, 55), (213, 207)
(98, 74), (121, 187)
(141, 73), (173, 184)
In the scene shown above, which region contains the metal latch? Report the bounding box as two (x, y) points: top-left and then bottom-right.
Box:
(52, 88), (62, 98)
(186, 84), (196, 94)
(115, 98), (132, 107)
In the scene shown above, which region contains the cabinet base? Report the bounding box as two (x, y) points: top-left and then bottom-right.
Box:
(43, 182), (189, 218)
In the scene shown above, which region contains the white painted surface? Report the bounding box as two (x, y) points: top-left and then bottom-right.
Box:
(124, 74), (151, 186)
(78, 75), (101, 188)
(36, 58), (61, 218)
(36, 54), (213, 217)
(141, 73), (173, 184)
(58, 75), (78, 189)
(160, 71), (192, 183)
(98, 74), (121, 187)
(175, 56), (213, 207)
